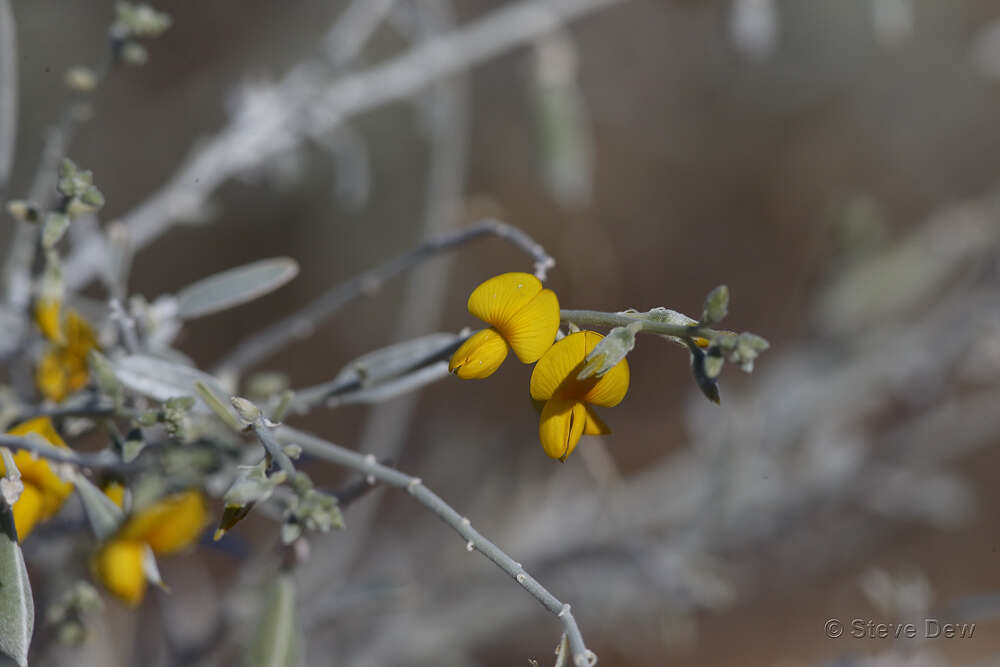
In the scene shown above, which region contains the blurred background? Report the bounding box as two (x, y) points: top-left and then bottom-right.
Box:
(6, 0), (1000, 665)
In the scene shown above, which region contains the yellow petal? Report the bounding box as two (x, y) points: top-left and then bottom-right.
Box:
(35, 298), (64, 344)
(538, 398), (587, 462)
(11, 484), (44, 541)
(95, 539), (147, 606)
(530, 331), (588, 401)
(8, 416), (69, 448)
(528, 331), (629, 407)
(104, 482), (126, 510)
(467, 273), (543, 331)
(5, 418), (74, 518)
(581, 353), (630, 408)
(121, 490), (206, 557)
(36, 349), (70, 402)
(583, 405), (611, 435)
(448, 328), (509, 379)
(501, 288), (560, 363)
(64, 310), (97, 355)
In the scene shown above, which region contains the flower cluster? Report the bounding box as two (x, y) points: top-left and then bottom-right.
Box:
(94, 489), (207, 606)
(450, 273), (629, 461)
(34, 301), (98, 403)
(1, 418), (75, 540)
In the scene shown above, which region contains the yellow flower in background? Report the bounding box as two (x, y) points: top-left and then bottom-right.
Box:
(1, 417), (75, 540)
(104, 481), (127, 510)
(449, 272), (560, 379)
(529, 331), (630, 462)
(95, 489), (207, 606)
(35, 297), (64, 344)
(35, 306), (98, 403)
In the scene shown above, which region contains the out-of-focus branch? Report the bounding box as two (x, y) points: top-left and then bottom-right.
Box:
(0, 0), (16, 195)
(212, 219), (553, 379)
(276, 425), (597, 667)
(0, 435), (133, 472)
(60, 0), (626, 292)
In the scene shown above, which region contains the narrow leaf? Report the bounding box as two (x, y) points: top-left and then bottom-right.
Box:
(113, 354), (229, 414)
(0, 507), (33, 667)
(72, 473), (124, 542)
(176, 257), (299, 319)
(340, 332), (460, 387)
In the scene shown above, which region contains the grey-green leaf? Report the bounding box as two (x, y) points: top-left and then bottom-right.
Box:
(175, 257), (299, 320)
(702, 285), (729, 324)
(0, 507), (33, 667)
(578, 322), (640, 380)
(113, 354), (229, 414)
(72, 473), (124, 542)
(340, 332), (460, 387)
(247, 574), (303, 667)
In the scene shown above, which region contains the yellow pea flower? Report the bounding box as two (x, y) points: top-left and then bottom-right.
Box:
(449, 272), (560, 379)
(35, 307), (98, 403)
(529, 331), (630, 462)
(95, 489), (207, 606)
(1, 417), (75, 540)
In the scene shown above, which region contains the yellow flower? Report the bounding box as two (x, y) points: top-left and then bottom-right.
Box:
(1, 417), (75, 540)
(529, 331), (630, 461)
(104, 481), (127, 510)
(449, 272), (560, 379)
(95, 489), (207, 606)
(35, 307), (97, 403)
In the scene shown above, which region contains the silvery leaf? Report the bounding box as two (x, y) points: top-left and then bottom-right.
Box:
(72, 472), (124, 542)
(341, 332), (460, 387)
(113, 354), (230, 415)
(0, 507), (33, 667)
(175, 257), (299, 319)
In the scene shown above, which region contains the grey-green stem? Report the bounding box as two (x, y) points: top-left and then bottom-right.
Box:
(560, 308), (709, 339)
(275, 425), (597, 667)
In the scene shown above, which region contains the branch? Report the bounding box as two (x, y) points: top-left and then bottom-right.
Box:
(0, 435), (134, 472)
(0, 0), (17, 195)
(61, 0), (625, 291)
(212, 219), (553, 378)
(275, 425), (597, 667)
(560, 309), (709, 339)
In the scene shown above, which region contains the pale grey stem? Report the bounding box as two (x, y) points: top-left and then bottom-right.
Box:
(0, 435), (134, 472)
(109, 298), (140, 353)
(60, 0), (624, 292)
(323, 0), (400, 68)
(2, 107), (82, 309)
(212, 219), (553, 378)
(327, 0), (471, 601)
(560, 308), (709, 339)
(251, 421), (297, 479)
(276, 425), (596, 666)
(0, 0), (17, 195)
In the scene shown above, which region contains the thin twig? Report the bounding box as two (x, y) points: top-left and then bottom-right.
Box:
(60, 0), (623, 291)
(250, 421), (297, 479)
(275, 425), (596, 666)
(212, 220), (554, 378)
(0, 435), (135, 472)
(560, 308), (710, 339)
(323, 0), (400, 68)
(2, 106), (85, 309)
(11, 396), (117, 425)
(330, 458), (392, 508)
(289, 330), (468, 413)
